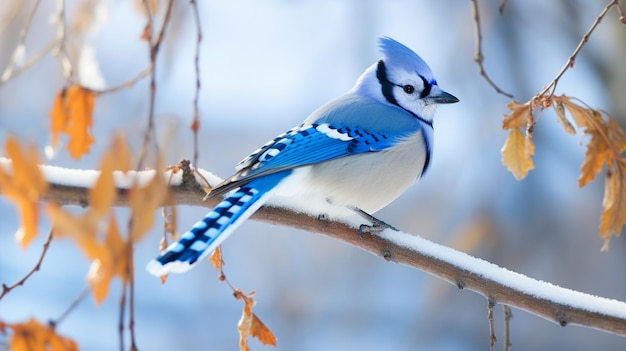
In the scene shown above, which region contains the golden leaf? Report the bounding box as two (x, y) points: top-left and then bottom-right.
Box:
(89, 135), (132, 217)
(236, 290), (277, 350)
(5, 318), (78, 351)
(46, 203), (100, 257)
(249, 313), (277, 347)
(49, 85), (97, 159)
(90, 151), (115, 218)
(502, 101), (532, 129)
(599, 163), (626, 251)
(607, 118), (626, 154)
(578, 129), (608, 188)
(553, 100), (576, 135)
(561, 98), (591, 129)
(109, 133), (133, 172)
(87, 215), (128, 304)
(46, 136), (138, 303)
(0, 137), (48, 248)
(49, 89), (68, 148)
(501, 128), (535, 180)
(209, 246), (223, 270)
(129, 169), (168, 242)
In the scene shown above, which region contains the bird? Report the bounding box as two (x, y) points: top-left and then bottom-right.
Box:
(146, 37), (458, 276)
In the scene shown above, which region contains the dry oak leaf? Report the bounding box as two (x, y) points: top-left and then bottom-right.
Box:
(0, 137), (48, 249)
(3, 318), (78, 351)
(129, 168), (169, 242)
(47, 205), (129, 304)
(502, 101), (532, 129)
(501, 128), (535, 180)
(235, 290), (277, 351)
(599, 164), (626, 251)
(49, 85), (96, 159)
(553, 96), (626, 249)
(501, 101), (535, 180)
(86, 215), (129, 304)
(47, 136), (136, 303)
(90, 134), (133, 217)
(553, 100), (576, 135)
(209, 246), (224, 270)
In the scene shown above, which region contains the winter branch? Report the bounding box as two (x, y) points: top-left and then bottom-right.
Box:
(3, 159), (624, 338)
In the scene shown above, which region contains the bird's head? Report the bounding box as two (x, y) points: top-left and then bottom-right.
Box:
(354, 37), (459, 121)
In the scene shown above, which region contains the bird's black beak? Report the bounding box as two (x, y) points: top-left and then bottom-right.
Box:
(430, 90), (459, 104)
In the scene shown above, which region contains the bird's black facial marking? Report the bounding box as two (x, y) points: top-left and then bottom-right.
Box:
(376, 60), (399, 106)
(375, 60), (433, 128)
(419, 75), (432, 99)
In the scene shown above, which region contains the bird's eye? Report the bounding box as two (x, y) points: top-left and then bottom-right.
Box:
(402, 85), (415, 94)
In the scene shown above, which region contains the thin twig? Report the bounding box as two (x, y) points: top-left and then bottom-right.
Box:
(53, 0), (73, 81)
(488, 299), (497, 351)
(52, 286), (89, 326)
(537, 0), (621, 98)
(137, 0), (175, 170)
(470, 0), (514, 98)
(0, 40), (58, 87)
(96, 67), (151, 95)
(119, 278), (127, 351)
(0, 228), (54, 301)
(127, 230), (138, 351)
(0, 0), (42, 83)
(614, 0), (626, 23)
(498, 0), (508, 15)
(190, 0), (203, 169)
(503, 305), (513, 351)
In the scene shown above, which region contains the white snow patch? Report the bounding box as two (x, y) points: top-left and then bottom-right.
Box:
(0, 157), (223, 190)
(377, 228), (626, 320)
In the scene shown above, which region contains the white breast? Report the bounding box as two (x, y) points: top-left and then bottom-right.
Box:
(296, 131), (428, 214)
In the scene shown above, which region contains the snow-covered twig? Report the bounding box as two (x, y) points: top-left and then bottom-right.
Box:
(2, 158), (626, 337)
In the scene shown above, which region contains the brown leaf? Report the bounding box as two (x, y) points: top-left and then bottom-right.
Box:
(47, 203), (99, 257)
(89, 135), (132, 217)
(578, 128), (608, 188)
(599, 163), (626, 251)
(561, 98), (591, 129)
(501, 128), (535, 180)
(87, 215), (128, 304)
(129, 169), (168, 241)
(606, 118), (626, 154)
(5, 318), (78, 351)
(0, 137), (48, 248)
(502, 101), (532, 129)
(249, 313), (277, 347)
(209, 246), (223, 270)
(49, 85), (97, 159)
(90, 151), (115, 218)
(553, 100), (576, 135)
(236, 290), (277, 350)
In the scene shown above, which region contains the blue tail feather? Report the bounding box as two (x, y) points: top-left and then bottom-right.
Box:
(146, 171), (290, 276)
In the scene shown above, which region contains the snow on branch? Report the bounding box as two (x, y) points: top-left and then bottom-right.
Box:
(3, 157), (626, 336)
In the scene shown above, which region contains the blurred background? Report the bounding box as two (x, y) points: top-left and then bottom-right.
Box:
(1, 0), (626, 350)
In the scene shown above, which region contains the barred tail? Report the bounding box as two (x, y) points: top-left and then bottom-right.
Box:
(146, 172), (288, 276)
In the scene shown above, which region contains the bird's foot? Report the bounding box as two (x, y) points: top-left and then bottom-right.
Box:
(348, 206), (398, 238)
(358, 218), (398, 237)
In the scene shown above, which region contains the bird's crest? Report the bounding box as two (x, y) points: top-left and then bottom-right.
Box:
(378, 36), (435, 82)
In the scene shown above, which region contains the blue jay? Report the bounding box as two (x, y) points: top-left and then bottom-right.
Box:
(146, 37), (458, 276)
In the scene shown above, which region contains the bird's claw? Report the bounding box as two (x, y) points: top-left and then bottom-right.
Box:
(358, 219), (397, 238)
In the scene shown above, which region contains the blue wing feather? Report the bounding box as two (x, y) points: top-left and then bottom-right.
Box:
(209, 123), (406, 197)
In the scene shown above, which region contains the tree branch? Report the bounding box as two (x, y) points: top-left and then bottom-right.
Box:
(2, 158), (626, 337)
(0, 228), (53, 301)
(537, 0), (623, 98)
(469, 0), (514, 98)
